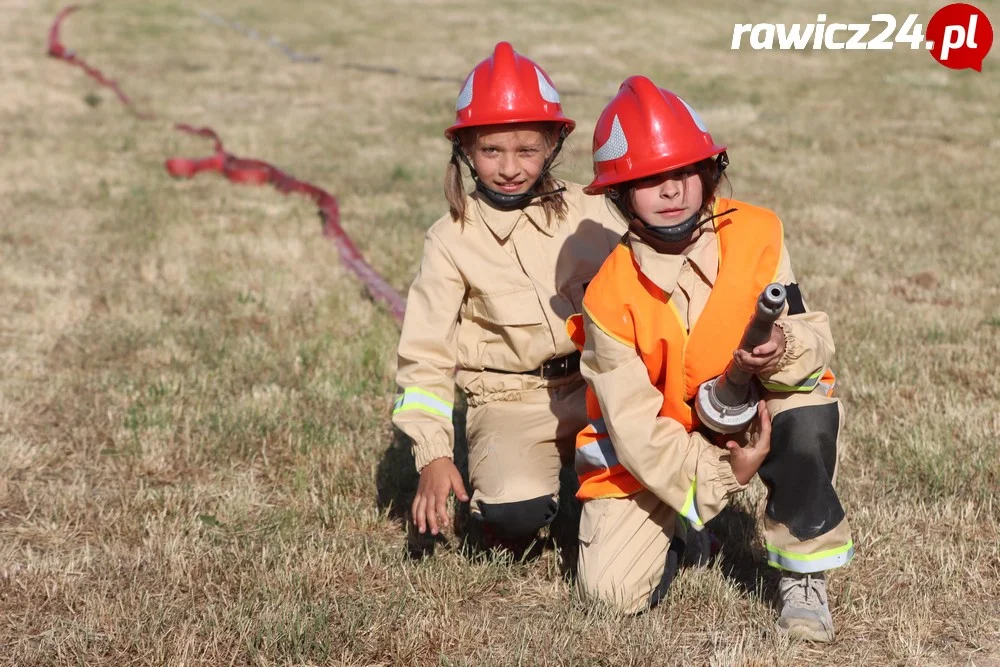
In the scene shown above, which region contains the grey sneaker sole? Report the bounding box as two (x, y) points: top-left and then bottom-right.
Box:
(777, 619), (835, 643)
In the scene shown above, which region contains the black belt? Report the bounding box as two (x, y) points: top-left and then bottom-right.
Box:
(484, 351), (581, 380)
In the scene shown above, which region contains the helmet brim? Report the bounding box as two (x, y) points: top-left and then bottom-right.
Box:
(584, 143), (727, 195)
(446, 116), (576, 139)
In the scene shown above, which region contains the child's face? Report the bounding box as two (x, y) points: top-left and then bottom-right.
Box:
(630, 166), (704, 228)
(467, 124), (551, 195)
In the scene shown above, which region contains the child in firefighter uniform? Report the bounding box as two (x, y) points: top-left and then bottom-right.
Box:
(392, 43), (626, 549)
(570, 76), (853, 642)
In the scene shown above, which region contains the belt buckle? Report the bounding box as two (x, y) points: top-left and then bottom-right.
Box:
(541, 356), (564, 380)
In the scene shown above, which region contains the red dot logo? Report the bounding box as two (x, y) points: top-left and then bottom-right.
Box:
(927, 3), (993, 71)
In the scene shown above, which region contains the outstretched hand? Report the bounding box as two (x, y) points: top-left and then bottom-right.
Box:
(411, 458), (469, 536)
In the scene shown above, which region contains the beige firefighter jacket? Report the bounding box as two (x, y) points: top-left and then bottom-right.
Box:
(394, 182), (627, 471)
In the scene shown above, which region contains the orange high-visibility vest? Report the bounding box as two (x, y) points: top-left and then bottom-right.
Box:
(572, 199), (834, 501)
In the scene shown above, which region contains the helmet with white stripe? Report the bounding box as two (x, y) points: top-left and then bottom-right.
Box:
(585, 76), (726, 194)
(445, 42), (575, 139)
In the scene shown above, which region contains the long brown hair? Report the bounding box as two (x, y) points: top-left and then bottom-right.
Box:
(444, 124), (568, 225)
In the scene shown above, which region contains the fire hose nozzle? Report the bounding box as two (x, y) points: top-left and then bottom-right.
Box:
(695, 283), (786, 434)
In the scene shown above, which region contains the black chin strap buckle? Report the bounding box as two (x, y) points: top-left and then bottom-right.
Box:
(715, 151), (730, 183)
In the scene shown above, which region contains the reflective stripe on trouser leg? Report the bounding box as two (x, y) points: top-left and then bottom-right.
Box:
(766, 536), (855, 573)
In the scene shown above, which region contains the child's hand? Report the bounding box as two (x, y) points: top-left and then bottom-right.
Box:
(724, 401), (772, 485)
(411, 458), (470, 536)
(732, 324), (786, 376)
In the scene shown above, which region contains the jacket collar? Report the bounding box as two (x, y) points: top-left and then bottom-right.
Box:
(467, 189), (558, 241)
(629, 225), (719, 295)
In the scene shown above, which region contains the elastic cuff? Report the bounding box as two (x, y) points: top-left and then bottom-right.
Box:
(697, 437), (746, 495)
(716, 455), (746, 495)
(688, 442), (746, 527)
(413, 441), (454, 472)
(768, 320), (800, 377)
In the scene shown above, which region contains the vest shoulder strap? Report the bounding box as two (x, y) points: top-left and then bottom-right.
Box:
(714, 199), (784, 259)
(581, 244), (638, 347)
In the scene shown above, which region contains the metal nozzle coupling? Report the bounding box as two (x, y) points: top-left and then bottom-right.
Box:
(759, 283), (786, 315)
(695, 283), (787, 434)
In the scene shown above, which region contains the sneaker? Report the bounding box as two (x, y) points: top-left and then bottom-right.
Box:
(777, 572), (835, 642)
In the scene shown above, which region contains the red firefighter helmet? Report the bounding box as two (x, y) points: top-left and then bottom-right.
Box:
(445, 42), (575, 139)
(584, 76), (726, 194)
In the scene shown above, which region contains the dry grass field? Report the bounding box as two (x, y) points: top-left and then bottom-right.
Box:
(1, 0), (998, 664)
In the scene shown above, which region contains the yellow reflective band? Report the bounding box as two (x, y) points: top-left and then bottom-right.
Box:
(392, 387), (453, 419)
(762, 368), (824, 393)
(766, 540), (855, 573)
(680, 477), (703, 528)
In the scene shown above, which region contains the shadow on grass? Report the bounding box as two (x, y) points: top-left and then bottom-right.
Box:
(550, 465), (582, 581)
(709, 503), (781, 606)
(375, 409), (780, 605)
(374, 397), (579, 578)
(375, 399), (470, 560)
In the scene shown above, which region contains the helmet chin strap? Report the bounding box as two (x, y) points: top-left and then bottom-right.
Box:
(638, 206), (738, 244)
(614, 151), (733, 245)
(452, 127), (569, 210)
(641, 209), (710, 243)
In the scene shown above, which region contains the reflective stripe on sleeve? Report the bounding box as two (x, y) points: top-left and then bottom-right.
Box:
(762, 368), (824, 393)
(392, 387), (453, 419)
(680, 477), (704, 530)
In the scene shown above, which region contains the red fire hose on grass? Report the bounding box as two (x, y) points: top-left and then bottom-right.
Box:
(47, 5), (407, 323)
